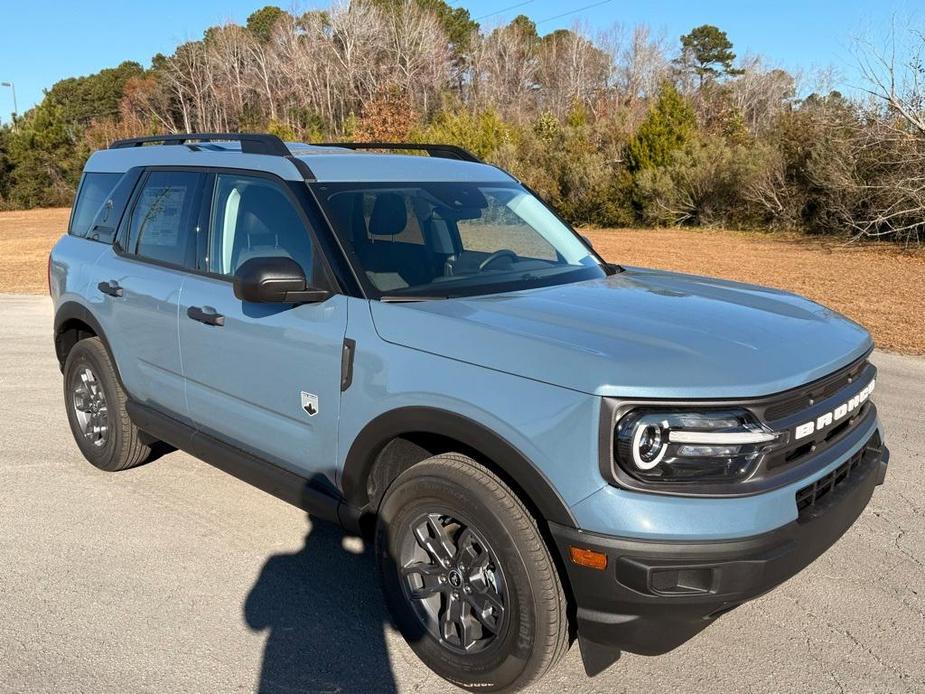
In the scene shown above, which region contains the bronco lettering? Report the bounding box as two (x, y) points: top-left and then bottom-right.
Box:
(794, 378), (876, 440)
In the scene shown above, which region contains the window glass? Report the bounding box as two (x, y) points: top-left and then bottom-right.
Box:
(456, 194), (558, 261)
(208, 174), (314, 279)
(315, 181), (604, 298)
(127, 171), (204, 268)
(83, 170), (140, 244)
(360, 191), (425, 245)
(69, 173), (121, 239)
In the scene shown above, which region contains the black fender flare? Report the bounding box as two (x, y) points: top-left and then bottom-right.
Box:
(54, 300), (102, 334)
(53, 301), (122, 382)
(341, 406), (578, 528)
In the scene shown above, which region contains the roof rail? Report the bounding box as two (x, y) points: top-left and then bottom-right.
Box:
(314, 142), (482, 163)
(109, 132), (291, 157)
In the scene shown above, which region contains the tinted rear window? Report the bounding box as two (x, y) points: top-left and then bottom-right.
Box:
(69, 173), (121, 239)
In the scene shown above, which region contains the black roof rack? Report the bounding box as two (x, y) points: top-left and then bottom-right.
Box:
(313, 142), (482, 163)
(109, 132), (291, 157)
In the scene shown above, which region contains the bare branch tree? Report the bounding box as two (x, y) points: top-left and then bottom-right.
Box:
(855, 17), (925, 134)
(850, 19), (925, 243)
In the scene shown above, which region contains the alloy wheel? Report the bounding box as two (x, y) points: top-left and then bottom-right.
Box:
(72, 366), (109, 448)
(399, 512), (508, 654)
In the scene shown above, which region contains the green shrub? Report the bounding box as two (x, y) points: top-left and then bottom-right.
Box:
(635, 137), (766, 227)
(411, 108), (518, 160)
(496, 112), (634, 227)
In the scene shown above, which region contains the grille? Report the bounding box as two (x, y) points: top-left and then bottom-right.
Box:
(767, 401), (873, 471)
(765, 357), (869, 421)
(760, 356), (877, 474)
(795, 432), (880, 517)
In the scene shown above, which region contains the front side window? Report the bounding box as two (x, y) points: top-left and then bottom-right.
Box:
(313, 181), (605, 298)
(126, 171), (205, 268)
(207, 174), (315, 280)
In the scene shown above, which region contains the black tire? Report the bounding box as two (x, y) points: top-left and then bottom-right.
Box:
(63, 337), (151, 472)
(376, 453), (569, 692)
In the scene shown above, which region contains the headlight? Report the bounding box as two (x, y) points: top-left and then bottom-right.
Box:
(615, 408), (781, 483)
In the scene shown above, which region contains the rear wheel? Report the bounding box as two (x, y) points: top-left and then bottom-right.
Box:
(63, 337), (150, 472)
(376, 453), (569, 692)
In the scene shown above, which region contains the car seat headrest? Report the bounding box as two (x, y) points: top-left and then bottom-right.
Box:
(369, 193), (407, 236)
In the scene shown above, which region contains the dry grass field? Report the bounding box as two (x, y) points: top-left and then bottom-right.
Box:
(2, 207), (923, 353)
(0, 208), (72, 295)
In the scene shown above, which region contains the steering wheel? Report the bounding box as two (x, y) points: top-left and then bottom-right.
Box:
(478, 249), (518, 272)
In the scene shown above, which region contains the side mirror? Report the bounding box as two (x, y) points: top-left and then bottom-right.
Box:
(581, 234), (595, 250)
(233, 257), (330, 304)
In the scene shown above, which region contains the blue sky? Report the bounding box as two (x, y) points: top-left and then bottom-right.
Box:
(0, 0), (917, 124)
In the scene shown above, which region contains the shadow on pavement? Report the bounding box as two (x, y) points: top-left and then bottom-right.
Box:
(244, 519), (398, 693)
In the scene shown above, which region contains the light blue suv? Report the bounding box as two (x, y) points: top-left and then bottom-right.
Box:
(50, 133), (889, 692)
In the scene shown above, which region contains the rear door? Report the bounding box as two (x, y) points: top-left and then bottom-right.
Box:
(178, 172), (347, 483)
(93, 169), (208, 419)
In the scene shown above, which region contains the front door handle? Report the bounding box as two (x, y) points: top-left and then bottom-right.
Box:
(97, 280), (123, 298)
(187, 305), (225, 327)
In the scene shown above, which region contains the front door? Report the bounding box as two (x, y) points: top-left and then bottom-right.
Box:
(178, 172), (347, 484)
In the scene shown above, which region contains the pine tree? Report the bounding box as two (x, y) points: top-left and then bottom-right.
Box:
(626, 81), (697, 172)
(676, 25), (743, 86)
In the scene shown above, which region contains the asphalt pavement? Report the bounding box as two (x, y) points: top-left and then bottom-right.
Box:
(1, 294), (923, 693)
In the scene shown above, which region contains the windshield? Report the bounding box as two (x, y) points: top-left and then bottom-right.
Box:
(312, 181), (607, 299)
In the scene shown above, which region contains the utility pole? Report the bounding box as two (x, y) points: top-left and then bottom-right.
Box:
(1, 81), (18, 126)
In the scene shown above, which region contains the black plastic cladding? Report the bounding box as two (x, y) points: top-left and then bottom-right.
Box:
(599, 354), (878, 498)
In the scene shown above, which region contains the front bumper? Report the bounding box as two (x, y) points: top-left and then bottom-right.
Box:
(551, 437), (889, 656)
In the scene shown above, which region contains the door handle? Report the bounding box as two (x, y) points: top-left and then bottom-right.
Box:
(97, 280), (123, 298)
(187, 305), (225, 327)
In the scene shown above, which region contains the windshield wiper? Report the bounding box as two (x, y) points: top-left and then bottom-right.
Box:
(379, 295), (449, 303)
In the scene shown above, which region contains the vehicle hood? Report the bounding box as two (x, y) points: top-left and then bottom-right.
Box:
(369, 267), (873, 399)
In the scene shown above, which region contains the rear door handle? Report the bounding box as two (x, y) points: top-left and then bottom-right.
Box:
(187, 305), (225, 327)
(97, 280), (123, 298)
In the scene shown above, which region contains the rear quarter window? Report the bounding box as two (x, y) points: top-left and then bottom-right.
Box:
(69, 173), (122, 240)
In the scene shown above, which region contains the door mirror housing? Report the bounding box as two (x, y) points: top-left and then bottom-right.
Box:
(233, 257), (330, 304)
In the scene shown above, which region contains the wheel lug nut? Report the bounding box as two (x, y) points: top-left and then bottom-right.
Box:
(464, 585), (472, 594)
(439, 575), (447, 583)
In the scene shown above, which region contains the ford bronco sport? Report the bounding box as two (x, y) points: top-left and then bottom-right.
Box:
(50, 133), (889, 691)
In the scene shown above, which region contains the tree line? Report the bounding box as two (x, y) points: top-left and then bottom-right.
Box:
(0, 1), (922, 244)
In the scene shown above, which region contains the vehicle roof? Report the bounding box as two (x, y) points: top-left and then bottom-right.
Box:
(83, 142), (516, 184)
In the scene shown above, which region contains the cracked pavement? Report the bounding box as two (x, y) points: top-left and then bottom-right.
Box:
(0, 295), (922, 693)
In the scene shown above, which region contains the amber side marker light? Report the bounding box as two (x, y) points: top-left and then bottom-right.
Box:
(569, 546), (608, 570)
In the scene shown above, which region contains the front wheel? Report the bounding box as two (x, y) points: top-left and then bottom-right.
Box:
(376, 453), (569, 692)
